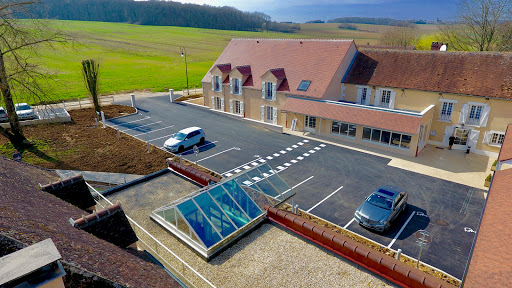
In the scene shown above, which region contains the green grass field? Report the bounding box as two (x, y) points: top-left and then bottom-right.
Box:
(11, 20), (439, 104)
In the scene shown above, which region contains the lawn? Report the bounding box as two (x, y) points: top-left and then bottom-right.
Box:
(7, 20), (439, 104)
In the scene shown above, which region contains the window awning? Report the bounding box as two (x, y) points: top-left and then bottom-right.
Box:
(282, 97), (428, 135)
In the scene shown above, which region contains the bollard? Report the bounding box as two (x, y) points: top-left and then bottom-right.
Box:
(396, 249), (402, 260)
(117, 128), (120, 138)
(100, 111), (106, 128)
(294, 204), (299, 214)
(94, 118), (99, 128)
(169, 89), (174, 102)
(147, 142), (150, 153)
(130, 93), (136, 108)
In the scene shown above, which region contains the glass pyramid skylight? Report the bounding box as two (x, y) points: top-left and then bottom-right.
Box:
(151, 163), (294, 260)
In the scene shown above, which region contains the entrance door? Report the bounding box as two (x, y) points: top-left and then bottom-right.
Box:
(305, 115), (316, 134)
(453, 128), (470, 150)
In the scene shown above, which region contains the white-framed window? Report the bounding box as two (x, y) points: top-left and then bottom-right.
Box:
(356, 85), (370, 105)
(491, 132), (505, 145)
(231, 78), (242, 95)
(467, 104), (483, 125)
(381, 90), (391, 107)
(234, 100), (242, 114)
(374, 88), (395, 108)
(215, 97), (224, 110)
(266, 106), (273, 121)
(262, 81), (276, 101)
(332, 121), (356, 137)
(362, 127), (412, 149)
(439, 101), (454, 121)
(211, 75), (222, 92)
(459, 103), (490, 127)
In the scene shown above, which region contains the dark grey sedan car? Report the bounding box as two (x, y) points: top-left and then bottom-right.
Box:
(354, 186), (408, 232)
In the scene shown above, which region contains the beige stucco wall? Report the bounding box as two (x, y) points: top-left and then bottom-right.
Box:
(342, 83), (512, 156)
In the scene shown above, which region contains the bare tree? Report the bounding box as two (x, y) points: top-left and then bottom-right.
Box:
(380, 23), (419, 48)
(439, 0), (512, 51)
(0, 0), (67, 146)
(81, 59), (101, 113)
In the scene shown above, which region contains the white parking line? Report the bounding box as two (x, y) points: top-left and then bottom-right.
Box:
(387, 211), (416, 248)
(196, 147), (240, 163)
(281, 175), (315, 195)
(120, 121), (162, 132)
(307, 185), (344, 213)
(344, 218), (356, 229)
(133, 125), (174, 137)
(108, 116), (150, 126)
(147, 134), (175, 142)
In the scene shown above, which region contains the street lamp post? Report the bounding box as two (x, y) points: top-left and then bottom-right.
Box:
(180, 46), (189, 95)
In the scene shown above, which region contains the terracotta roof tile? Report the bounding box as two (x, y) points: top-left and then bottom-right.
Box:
(0, 157), (180, 288)
(464, 168), (512, 288)
(282, 97), (423, 134)
(498, 124), (512, 162)
(216, 63), (231, 73)
(344, 49), (512, 100)
(269, 68), (286, 80)
(202, 39), (355, 98)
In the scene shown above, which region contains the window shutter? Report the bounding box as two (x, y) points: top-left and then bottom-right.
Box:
(459, 104), (469, 124)
(220, 98), (225, 110)
(210, 96), (215, 109)
(468, 130), (480, 149)
(365, 89), (372, 105)
(260, 105), (265, 121)
(389, 90), (396, 109)
(230, 78), (233, 94)
(262, 81), (265, 99)
(273, 107), (277, 125)
(229, 99), (233, 113)
(374, 89), (381, 106)
(219, 78), (223, 92)
(240, 82), (243, 96)
(211, 76), (215, 91)
(356, 87), (362, 104)
(272, 83), (277, 101)
(443, 125), (455, 146)
(240, 101), (244, 116)
(479, 105), (491, 127)
(483, 132), (491, 144)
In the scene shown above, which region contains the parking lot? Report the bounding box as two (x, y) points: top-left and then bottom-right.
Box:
(107, 94), (486, 280)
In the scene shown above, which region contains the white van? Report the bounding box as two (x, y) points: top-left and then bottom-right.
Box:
(164, 127), (205, 153)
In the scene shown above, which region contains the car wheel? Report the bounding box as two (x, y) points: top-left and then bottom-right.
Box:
(178, 146), (184, 153)
(199, 137), (205, 145)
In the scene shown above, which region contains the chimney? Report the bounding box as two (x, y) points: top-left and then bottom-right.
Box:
(70, 203), (138, 249)
(40, 174), (96, 212)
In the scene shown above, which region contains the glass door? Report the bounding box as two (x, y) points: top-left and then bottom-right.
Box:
(453, 128), (470, 149)
(305, 115), (316, 133)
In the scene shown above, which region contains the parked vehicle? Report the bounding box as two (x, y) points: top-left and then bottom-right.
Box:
(0, 107), (8, 122)
(164, 127), (205, 153)
(354, 185), (408, 232)
(15, 103), (37, 120)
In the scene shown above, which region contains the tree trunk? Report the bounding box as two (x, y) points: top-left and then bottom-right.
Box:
(0, 49), (26, 145)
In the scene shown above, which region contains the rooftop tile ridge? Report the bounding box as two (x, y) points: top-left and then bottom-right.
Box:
(269, 67), (285, 71)
(236, 64), (251, 68)
(359, 47), (512, 56)
(231, 38), (354, 42)
(41, 174), (84, 191)
(70, 203), (122, 227)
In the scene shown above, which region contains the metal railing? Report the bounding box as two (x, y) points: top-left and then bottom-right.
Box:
(61, 96), (115, 110)
(182, 88), (203, 96)
(87, 183), (216, 288)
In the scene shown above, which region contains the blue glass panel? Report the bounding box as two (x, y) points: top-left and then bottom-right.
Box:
(194, 192), (237, 238)
(209, 185), (251, 228)
(177, 200), (221, 248)
(223, 180), (262, 219)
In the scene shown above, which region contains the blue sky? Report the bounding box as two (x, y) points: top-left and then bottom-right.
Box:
(173, 0), (458, 22)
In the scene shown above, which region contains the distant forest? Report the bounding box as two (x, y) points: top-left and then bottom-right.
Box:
(327, 17), (427, 26)
(30, 0), (272, 31)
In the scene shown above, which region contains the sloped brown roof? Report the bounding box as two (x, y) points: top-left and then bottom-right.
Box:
(464, 168), (512, 287)
(41, 174), (96, 211)
(281, 97), (423, 134)
(344, 49), (512, 100)
(498, 124), (512, 162)
(0, 157), (180, 288)
(269, 68), (286, 80)
(215, 63), (232, 73)
(235, 65), (252, 76)
(202, 38), (355, 98)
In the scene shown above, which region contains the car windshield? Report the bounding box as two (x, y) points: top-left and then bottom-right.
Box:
(367, 193), (393, 210)
(172, 132), (187, 141)
(16, 104), (31, 111)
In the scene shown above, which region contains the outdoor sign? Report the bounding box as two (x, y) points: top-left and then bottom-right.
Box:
(193, 145), (199, 157)
(415, 230), (432, 268)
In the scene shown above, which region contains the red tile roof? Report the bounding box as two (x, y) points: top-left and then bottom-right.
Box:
(281, 97), (423, 134)
(464, 168), (512, 288)
(202, 39), (355, 98)
(498, 124), (512, 162)
(235, 65), (252, 76)
(215, 63), (231, 73)
(344, 49), (512, 100)
(0, 157), (180, 288)
(269, 68), (286, 80)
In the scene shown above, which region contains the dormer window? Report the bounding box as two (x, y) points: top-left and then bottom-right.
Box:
(297, 80), (311, 91)
(212, 75), (222, 92)
(266, 82), (274, 99)
(231, 78), (242, 95)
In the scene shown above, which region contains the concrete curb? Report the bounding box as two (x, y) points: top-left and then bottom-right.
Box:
(265, 206), (457, 288)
